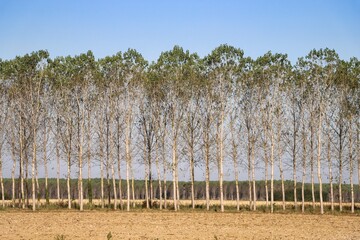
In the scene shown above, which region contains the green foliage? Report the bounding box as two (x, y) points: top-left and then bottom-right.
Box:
(87, 179), (93, 205)
(45, 188), (50, 205)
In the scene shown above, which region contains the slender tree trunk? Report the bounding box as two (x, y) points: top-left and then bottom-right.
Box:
(31, 125), (37, 211)
(126, 152), (130, 211)
(188, 125), (195, 210)
(87, 111), (92, 206)
(190, 147), (195, 209)
(116, 117), (123, 210)
(310, 123), (316, 210)
(270, 130), (275, 213)
(317, 107), (324, 214)
(131, 170), (135, 208)
(162, 136), (167, 209)
(231, 127), (240, 211)
(25, 153), (29, 207)
(43, 124), (49, 205)
(339, 128), (343, 212)
(56, 125), (61, 203)
(67, 131), (71, 209)
(251, 140), (256, 211)
(109, 116), (117, 210)
(66, 121), (72, 209)
(35, 158), (40, 207)
(349, 120), (354, 213)
(175, 155), (180, 210)
(247, 138), (252, 210)
(301, 113), (306, 213)
(327, 121), (334, 212)
(277, 122), (285, 211)
(111, 156), (117, 210)
(11, 132), (16, 208)
(100, 134), (105, 209)
(144, 141), (149, 209)
(106, 117), (111, 208)
(219, 109), (225, 212)
(78, 109), (84, 211)
(172, 120), (178, 211)
(19, 117), (25, 209)
(0, 153), (4, 208)
(149, 147), (153, 208)
(109, 112), (117, 210)
(357, 122), (360, 205)
(292, 115), (298, 210)
(31, 76), (41, 211)
(204, 129), (210, 211)
(156, 140), (163, 209)
(148, 148), (152, 208)
(125, 112), (131, 211)
(263, 141), (269, 209)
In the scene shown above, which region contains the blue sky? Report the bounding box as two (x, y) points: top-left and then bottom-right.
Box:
(0, 0), (359, 64)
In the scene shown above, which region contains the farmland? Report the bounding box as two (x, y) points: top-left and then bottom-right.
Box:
(1, 200), (360, 239)
(1, 209), (359, 240)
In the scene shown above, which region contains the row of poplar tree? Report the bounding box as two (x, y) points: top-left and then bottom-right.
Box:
(0, 45), (359, 214)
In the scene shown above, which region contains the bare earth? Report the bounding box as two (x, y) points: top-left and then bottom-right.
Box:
(1, 210), (360, 240)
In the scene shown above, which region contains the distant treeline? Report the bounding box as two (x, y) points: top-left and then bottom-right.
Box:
(1, 178), (359, 204)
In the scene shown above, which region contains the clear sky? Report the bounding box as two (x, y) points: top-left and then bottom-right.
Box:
(1, 0), (359, 64)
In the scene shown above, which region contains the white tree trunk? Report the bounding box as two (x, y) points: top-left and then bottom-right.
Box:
(78, 118), (84, 211)
(310, 124), (316, 210)
(20, 118), (25, 209)
(317, 109), (323, 214)
(67, 145), (71, 210)
(117, 118), (123, 210)
(43, 125), (49, 205)
(327, 124), (334, 212)
(251, 142), (256, 211)
(219, 109), (225, 212)
(35, 158), (40, 208)
(189, 147), (195, 209)
(144, 145), (149, 209)
(175, 159), (180, 210)
(263, 141), (269, 209)
(231, 132), (240, 211)
(270, 131), (275, 213)
(172, 123), (178, 211)
(111, 159), (117, 210)
(277, 123), (285, 211)
(125, 112), (131, 211)
(339, 144), (343, 212)
(247, 142), (252, 210)
(349, 121), (354, 213)
(357, 123), (360, 205)
(100, 134), (105, 209)
(162, 130), (167, 209)
(292, 115), (298, 210)
(156, 141), (162, 210)
(56, 130), (61, 203)
(87, 112), (92, 206)
(204, 130), (210, 211)
(109, 114), (117, 210)
(0, 154), (4, 208)
(31, 127), (37, 211)
(11, 135), (16, 208)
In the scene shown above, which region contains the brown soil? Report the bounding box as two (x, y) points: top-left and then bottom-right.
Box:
(0, 210), (359, 240)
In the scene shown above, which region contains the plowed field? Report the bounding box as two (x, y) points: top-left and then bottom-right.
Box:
(1, 210), (360, 239)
